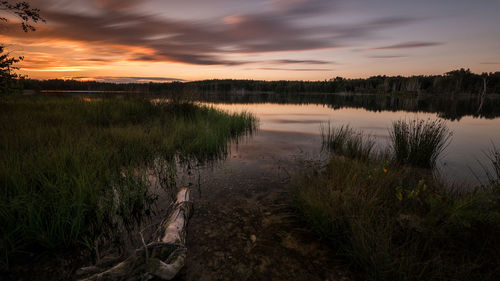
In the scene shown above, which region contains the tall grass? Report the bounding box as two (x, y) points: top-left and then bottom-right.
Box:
(294, 122), (500, 281)
(390, 119), (452, 168)
(486, 145), (500, 184)
(321, 123), (375, 161)
(0, 95), (255, 268)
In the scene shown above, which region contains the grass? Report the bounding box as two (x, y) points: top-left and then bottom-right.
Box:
(293, 120), (500, 281)
(0, 95), (255, 268)
(390, 119), (452, 168)
(486, 145), (500, 184)
(321, 123), (375, 161)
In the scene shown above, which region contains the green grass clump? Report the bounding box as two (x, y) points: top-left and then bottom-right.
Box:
(293, 124), (500, 281)
(390, 119), (452, 168)
(321, 123), (375, 161)
(0, 95), (255, 268)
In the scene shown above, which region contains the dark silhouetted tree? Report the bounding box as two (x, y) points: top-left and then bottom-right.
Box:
(1, 1), (44, 93)
(0, 45), (22, 93)
(1, 1), (44, 31)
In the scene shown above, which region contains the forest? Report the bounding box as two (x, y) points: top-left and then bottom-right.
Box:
(17, 68), (500, 95)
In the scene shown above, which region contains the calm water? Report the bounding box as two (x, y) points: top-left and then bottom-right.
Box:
(202, 95), (500, 185)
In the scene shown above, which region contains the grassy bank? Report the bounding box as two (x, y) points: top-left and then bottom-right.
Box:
(0, 95), (255, 268)
(293, 120), (500, 281)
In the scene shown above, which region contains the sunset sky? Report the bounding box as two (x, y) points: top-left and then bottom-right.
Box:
(1, 0), (499, 82)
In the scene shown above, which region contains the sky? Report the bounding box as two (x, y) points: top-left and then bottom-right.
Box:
(1, 0), (499, 82)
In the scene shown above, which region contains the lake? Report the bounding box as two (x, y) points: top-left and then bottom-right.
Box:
(196, 92), (500, 186)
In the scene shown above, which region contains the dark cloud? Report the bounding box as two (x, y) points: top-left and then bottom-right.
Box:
(270, 59), (332, 64)
(92, 0), (140, 11)
(366, 55), (407, 58)
(252, 67), (332, 71)
(479, 62), (500, 65)
(71, 76), (185, 83)
(371, 41), (443, 50)
(5, 0), (421, 66)
(76, 58), (118, 63)
(19, 55), (119, 69)
(269, 0), (336, 17)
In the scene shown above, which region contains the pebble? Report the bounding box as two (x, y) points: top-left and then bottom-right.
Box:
(250, 234), (257, 243)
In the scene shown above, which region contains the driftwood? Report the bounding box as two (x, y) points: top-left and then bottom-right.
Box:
(77, 187), (192, 281)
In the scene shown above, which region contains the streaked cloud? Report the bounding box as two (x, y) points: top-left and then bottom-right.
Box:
(370, 41), (443, 50)
(92, 0), (140, 11)
(4, 0), (419, 66)
(69, 76), (185, 83)
(252, 67), (333, 71)
(2, 0), (498, 79)
(366, 55), (407, 59)
(479, 62), (500, 65)
(268, 0), (336, 17)
(270, 59), (332, 65)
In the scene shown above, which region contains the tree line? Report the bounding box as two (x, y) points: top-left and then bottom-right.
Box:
(18, 68), (500, 95)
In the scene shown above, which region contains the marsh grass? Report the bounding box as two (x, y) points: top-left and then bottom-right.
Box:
(0, 95), (255, 268)
(390, 119), (452, 168)
(321, 123), (375, 161)
(486, 145), (500, 184)
(294, 123), (500, 281)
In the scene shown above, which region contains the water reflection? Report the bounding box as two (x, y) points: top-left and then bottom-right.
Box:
(190, 92), (500, 121)
(46, 91), (500, 121)
(208, 102), (500, 185)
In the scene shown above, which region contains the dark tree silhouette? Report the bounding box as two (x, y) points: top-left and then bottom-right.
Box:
(0, 1), (44, 93)
(0, 1), (44, 32)
(0, 45), (22, 93)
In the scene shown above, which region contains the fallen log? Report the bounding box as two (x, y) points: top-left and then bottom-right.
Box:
(77, 187), (192, 281)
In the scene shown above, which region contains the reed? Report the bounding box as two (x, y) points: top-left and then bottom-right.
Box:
(486, 145), (500, 183)
(390, 119), (452, 168)
(321, 123), (375, 161)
